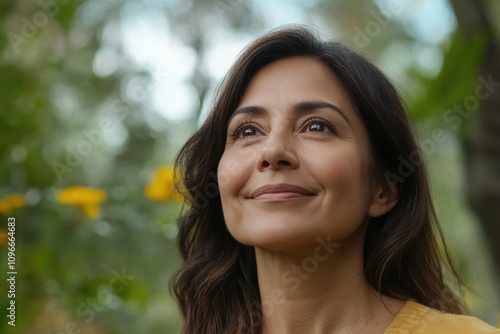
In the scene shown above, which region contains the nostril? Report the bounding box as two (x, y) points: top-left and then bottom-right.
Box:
(260, 159), (293, 169)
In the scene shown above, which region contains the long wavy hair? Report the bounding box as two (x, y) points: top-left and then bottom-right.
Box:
(171, 26), (466, 334)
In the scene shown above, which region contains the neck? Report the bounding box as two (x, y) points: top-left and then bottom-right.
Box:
(255, 229), (403, 334)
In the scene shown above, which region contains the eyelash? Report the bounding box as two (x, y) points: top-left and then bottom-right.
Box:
(230, 119), (260, 139)
(230, 116), (337, 140)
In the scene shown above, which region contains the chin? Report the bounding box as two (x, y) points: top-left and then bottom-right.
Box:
(229, 221), (327, 251)
(227, 215), (368, 253)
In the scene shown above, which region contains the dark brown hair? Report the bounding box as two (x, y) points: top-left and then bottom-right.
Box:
(171, 25), (466, 334)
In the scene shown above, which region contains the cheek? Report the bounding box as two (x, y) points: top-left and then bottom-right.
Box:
(312, 146), (372, 204)
(217, 151), (255, 234)
(217, 150), (252, 202)
(344, 153), (371, 189)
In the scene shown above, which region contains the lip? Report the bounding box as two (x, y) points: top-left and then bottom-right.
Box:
(250, 183), (316, 201)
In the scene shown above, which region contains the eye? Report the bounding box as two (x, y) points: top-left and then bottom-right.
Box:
(232, 122), (262, 139)
(302, 117), (335, 134)
(308, 122), (328, 132)
(239, 126), (258, 137)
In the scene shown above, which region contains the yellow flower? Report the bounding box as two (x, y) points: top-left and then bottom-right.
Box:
(0, 229), (7, 246)
(56, 186), (107, 219)
(0, 194), (25, 215)
(145, 166), (184, 202)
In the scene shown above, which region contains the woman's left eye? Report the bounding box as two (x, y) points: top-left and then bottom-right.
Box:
(308, 122), (327, 132)
(303, 119), (335, 134)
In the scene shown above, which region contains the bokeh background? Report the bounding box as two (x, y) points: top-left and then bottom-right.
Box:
(1, 0), (499, 332)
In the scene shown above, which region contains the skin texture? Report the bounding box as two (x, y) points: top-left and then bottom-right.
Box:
(217, 57), (402, 333)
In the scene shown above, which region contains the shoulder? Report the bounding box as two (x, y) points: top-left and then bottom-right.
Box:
(386, 300), (500, 334)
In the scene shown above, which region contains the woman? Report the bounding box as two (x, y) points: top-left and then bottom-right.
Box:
(171, 26), (499, 333)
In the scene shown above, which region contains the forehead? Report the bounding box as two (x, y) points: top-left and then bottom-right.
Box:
(237, 56), (353, 114)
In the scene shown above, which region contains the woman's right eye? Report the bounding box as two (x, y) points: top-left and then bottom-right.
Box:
(233, 125), (261, 139)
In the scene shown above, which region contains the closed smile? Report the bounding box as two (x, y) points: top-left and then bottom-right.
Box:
(250, 183), (316, 201)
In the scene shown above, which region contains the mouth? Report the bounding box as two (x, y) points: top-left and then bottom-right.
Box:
(250, 183), (316, 201)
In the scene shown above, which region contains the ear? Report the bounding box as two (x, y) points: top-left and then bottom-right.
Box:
(367, 182), (399, 218)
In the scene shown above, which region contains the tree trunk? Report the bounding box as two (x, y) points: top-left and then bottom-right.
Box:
(449, 0), (500, 289)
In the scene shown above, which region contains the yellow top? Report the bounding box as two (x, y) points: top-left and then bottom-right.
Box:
(385, 300), (500, 334)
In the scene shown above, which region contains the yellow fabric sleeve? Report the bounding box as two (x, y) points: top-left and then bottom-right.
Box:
(385, 300), (500, 334)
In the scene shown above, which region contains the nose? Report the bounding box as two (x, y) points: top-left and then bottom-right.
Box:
(257, 134), (299, 171)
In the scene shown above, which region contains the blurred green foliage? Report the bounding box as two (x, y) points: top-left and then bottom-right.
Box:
(0, 0), (186, 332)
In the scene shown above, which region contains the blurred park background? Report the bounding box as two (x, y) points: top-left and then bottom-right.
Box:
(1, 0), (499, 332)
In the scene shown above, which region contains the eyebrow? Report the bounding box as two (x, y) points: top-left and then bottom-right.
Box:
(230, 101), (352, 126)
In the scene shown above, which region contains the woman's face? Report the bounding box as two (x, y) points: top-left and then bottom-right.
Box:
(217, 57), (388, 251)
